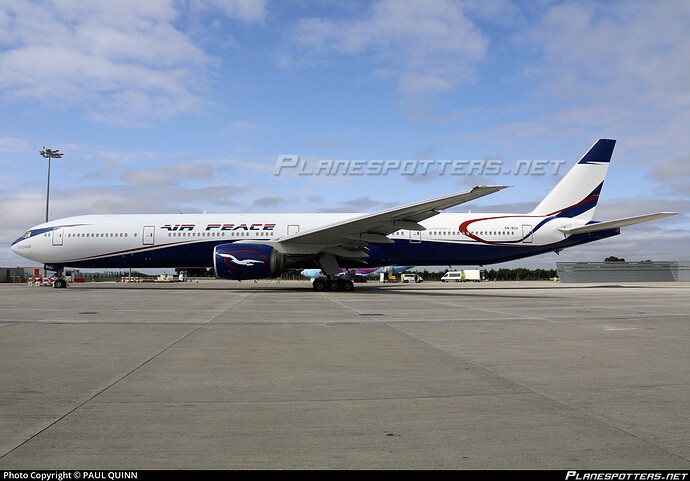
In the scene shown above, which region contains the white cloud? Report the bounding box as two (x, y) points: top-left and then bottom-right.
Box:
(453, 0), (690, 196)
(286, 0), (488, 93)
(0, 0), (266, 125)
(193, 0), (267, 23)
(121, 160), (216, 185)
(316, 196), (398, 213)
(646, 155), (690, 182)
(533, 1), (690, 106)
(0, 137), (30, 152)
(524, 1), (690, 147)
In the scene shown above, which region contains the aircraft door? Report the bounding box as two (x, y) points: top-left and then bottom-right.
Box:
(287, 224), (300, 236)
(52, 228), (63, 246)
(409, 230), (421, 243)
(143, 225), (155, 245)
(522, 224), (533, 243)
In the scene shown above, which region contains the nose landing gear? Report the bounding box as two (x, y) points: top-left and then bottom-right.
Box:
(49, 265), (68, 288)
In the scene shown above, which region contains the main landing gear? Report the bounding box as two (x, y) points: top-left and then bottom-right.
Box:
(312, 252), (355, 291)
(312, 277), (354, 292)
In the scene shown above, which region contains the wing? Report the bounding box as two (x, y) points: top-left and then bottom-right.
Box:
(232, 185), (508, 274)
(277, 185), (509, 246)
(558, 212), (678, 235)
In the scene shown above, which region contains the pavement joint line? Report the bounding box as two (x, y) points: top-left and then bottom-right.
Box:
(202, 291), (257, 324)
(387, 321), (690, 465)
(385, 289), (690, 462)
(458, 305), (687, 340)
(0, 308), (235, 312)
(428, 298), (646, 332)
(321, 293), (366, 316)
(0, 291), (253, 461)
(89, 391), (533, 405)
(1, 313), (687, 328)
(418, 295), (689, 342)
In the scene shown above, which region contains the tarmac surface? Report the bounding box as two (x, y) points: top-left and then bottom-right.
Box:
(0, 279), (689, 470)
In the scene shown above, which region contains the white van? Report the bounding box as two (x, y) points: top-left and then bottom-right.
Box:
(441, 271), (463, 282)
(401, 273), (423, 283)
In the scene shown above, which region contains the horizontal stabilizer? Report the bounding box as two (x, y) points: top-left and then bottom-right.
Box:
(558, 212), (678, 235)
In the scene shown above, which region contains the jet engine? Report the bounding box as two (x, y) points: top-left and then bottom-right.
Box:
(213, 243), (283, 280)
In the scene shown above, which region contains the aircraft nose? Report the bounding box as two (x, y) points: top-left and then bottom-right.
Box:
(10, 236), (27, 256)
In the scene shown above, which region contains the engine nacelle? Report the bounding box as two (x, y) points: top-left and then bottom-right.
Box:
(213, 243), (283, 280)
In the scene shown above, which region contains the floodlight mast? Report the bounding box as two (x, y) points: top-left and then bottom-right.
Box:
(40, 147), (63, 222)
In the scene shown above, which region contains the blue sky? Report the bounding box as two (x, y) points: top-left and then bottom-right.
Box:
(1, 0), (688, 269)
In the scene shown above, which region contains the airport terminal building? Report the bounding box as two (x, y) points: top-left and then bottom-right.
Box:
(557, 261), (690, 282)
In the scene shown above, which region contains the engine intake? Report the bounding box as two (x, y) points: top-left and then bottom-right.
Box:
(214, 243), (283, 280)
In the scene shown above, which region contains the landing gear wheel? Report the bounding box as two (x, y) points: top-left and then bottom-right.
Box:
(339, 279), (354, 291)
(327, 280), (340, 291)
(53, 278), (67, 288)
(312, 279), (326, 291)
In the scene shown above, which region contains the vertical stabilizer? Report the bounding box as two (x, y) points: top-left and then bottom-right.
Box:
(530, 139), (615, 220)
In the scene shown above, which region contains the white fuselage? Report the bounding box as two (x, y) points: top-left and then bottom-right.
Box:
(11, 212), (593, 268)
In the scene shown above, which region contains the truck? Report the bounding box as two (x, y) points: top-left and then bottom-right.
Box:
(462, 269), (483, 282)
(441, 269), (484, 282)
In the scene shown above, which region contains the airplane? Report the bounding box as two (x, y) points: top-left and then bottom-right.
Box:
(300, 265), (412, 280)
(10, 139), (678, 291)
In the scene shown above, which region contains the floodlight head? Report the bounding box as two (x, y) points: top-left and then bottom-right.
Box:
(40, 148), (63, 159)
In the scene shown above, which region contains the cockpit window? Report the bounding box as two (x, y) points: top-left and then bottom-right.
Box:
(22, 231), (32, 239)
